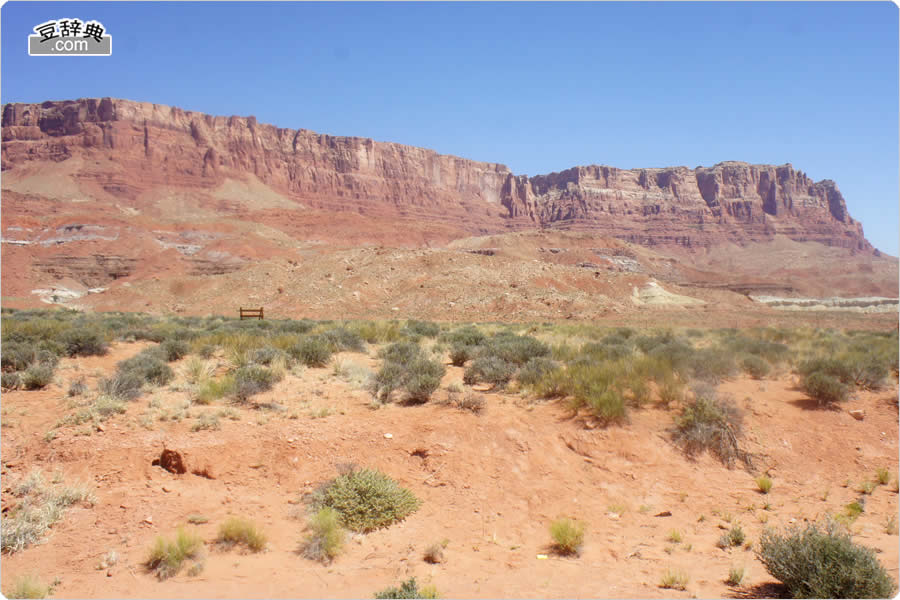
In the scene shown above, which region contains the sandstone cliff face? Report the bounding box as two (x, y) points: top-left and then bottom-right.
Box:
(1, 98), (872, 252)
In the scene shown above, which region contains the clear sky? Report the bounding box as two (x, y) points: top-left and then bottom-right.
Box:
(2, 1), (897, 255)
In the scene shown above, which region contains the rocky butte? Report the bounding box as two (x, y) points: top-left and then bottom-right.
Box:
(1, 98), (873, 253)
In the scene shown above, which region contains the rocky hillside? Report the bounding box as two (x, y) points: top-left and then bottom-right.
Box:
(2, 98), (872, 252)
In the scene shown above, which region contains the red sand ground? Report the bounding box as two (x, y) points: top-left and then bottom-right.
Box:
(1, 342), (897, 598)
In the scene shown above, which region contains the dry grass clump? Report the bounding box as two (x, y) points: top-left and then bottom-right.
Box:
(145, 527), (203, 579)
(726, 565), (745, 586)
(672, 384), (750, 468)
(549, 518), (585, 556)
(1, 469), (94, 553)
(302, 507), (345, 563)
(216, 517), (267, 552)
(756, 475), (773, 494)
(4, 574), (53, 599)
(374, 577), (439, 599)
(659, 568), (689, 590)
(423, 539), (448, 564)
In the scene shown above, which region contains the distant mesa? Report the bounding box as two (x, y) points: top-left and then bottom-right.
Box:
(1, 97), (874, 253)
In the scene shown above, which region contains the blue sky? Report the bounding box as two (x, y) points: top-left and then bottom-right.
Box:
(2, 1), (897, 255)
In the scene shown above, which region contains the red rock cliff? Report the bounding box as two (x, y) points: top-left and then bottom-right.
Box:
(1, 98), (872, 252)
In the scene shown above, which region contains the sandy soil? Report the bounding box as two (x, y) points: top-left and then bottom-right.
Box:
(1, 342), (897, 598)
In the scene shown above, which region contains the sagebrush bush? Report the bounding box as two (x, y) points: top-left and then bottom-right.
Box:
(550, 518), (585, 555)
(449, 342), (476, 366)
(310, 468), (421, 533)
(60, 327), (108, 357)
(98, 370), (144, 401)
(405, 320), (440, 338)
(216, 517), (267, 552)
(160, 339), (189, 362)
(690, 347), (737, 382)
(673, 386), (748, 468)
(757, 521), (895, 598)
(443, 325), (485, 347)
(320, 327), (366, 352)
(515, 357), (558, 388)
(373, 342), (445, 403)
(463, 355), (516, 388)
(741, 355), (771, 379)
(291, 336), (333, 367)
(480, 333), (549, 366)
(1, 371), (21, 390)
(231, 365), (282, 402)
(145, 527), (203, 579)
(21, 364), (54, 390)
(803, 371), (849, 407)
(302, 507), (345, 563)
(117, 350), (174, 386)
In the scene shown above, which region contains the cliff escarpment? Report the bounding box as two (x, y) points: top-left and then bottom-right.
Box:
(1, 97), (872, 252)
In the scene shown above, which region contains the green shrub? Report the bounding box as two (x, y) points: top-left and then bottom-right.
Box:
(673, 387), (748, 468)
(378, 341), (422, 365)
(320, 327), (366, 352)
(22, 364), (54, 390)
(741, 355), (771, 379)
(60, 327), (108, 357)
(310, 468), (421, 533)
(251, 346), (288, 366)
(516, 357), (558, 388)
(404, 359), (445, 403)
(117, 350), (174, 386)
(463, 356), (516, 388)
(192, 377), (234, 405)
(757, 521), (895, 598)
(480, 333), (549, 366)
(216, 517), (267, 552)
(291, 336), (333, 367)
(586, 388), (626, 423)
(803, 371), (849, 407)
(302, 507), (345, 563)
(231, 365), (282, 402)
(374, 577), (438, 599)
(448, 342), (476, 366)
(373, 343), (445, 403)
(550, 518), (585, 556)
(444, 326), (485, 347)
(690, 347), (737, 382)
(160, 339), (189, 362)
(2, 372), (21, 390)
(145, 527), (203, 580)
(406, 320), (440, 338)
(756, 475), (773, 494)
(798, 358), (854, 385)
